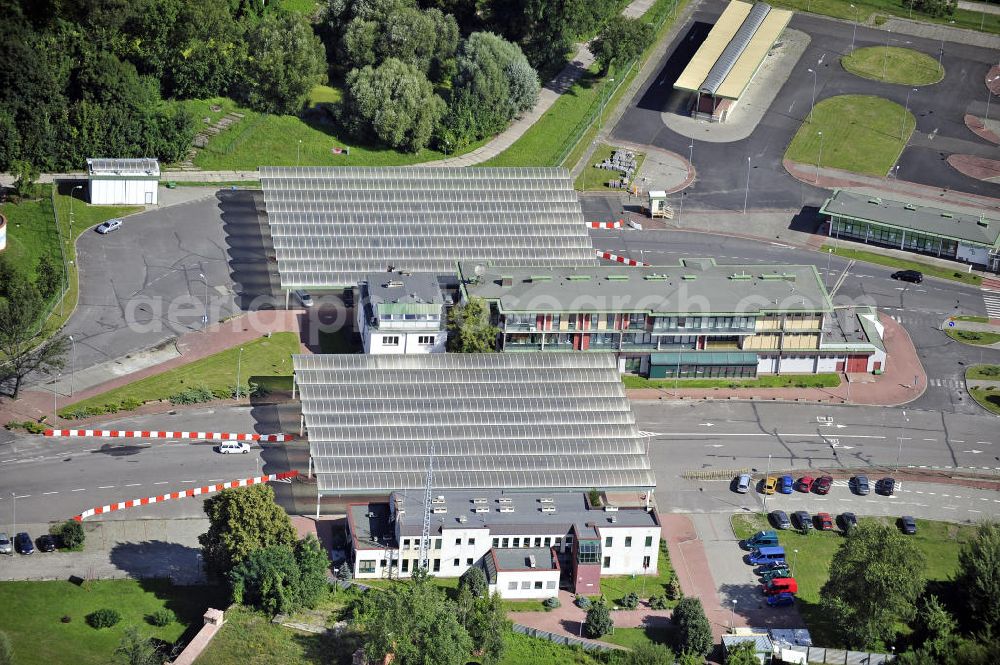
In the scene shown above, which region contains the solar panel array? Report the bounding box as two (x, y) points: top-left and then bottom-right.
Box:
(294, 353), (656, 493)
(260, 166), (597, 288)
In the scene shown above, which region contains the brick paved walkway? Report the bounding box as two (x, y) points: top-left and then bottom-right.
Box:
(628, 313), (926, 406)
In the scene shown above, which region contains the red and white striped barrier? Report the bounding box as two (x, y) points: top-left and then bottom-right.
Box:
(595, 250), (650, 267)
(73, 471), (299, 521)
(44, 429), (292, 442)
(588, 220), (623, 229)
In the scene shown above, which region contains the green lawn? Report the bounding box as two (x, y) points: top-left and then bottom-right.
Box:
(966, 364), (1000, 380)
(946, 328), (1000, 346)
(279, 0), (321, 14)
(623, 373), (841, 389)
(731, 513), (978, 645)
(178, 96), (481, 171)
(954, 315), (990, 323)
(0, 190), (59, 281)
(574, 143), (646, 191)
(487, 0), (689, 169)
(0, 579), (225, 665)
(766, 0), (1000, 34)
(497, 631), (602, 665)
(60, 332), (300, 417)
(600, 624), (673, 649)
(307, 84), (342, 106)
(786, 95), (914, 176)
(599, 541), (677, 604)
(841, 46), (944, 85)
(969, 386), (1000, 416)
(821, 245), (982, 285)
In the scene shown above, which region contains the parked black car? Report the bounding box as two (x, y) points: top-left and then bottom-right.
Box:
(891, 270), (923, 283)
(850, 475), (870, 495)
(900, 516), (917, 535)
(770, 510), (792, 530)
(876, 477), (896, 496)
(838, 512), (859, 531)
(36, 534), (57, 552)
(14, 532), (34, 555)
(792, 510), (813, 531)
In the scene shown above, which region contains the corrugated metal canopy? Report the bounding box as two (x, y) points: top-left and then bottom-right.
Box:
(295, 353), (656, 494)
(261, 166), (597, 289)
(86, 158), (160, 177)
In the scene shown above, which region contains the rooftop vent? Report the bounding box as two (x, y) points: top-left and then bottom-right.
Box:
(644, 274), (669, 281)
(498, 506), (515, 513)
(472, 497), (488, 504)
(540, 506), (557, 513)
(528, 555), (537, 568)
(566, 275), (592, 281)
(385, 280), (404, 288)
(730, 273), (752, 280)
(867, 197), (882, 205)
(904, 204), (916, 211)
(432, 507), (448, 514)
(681, 274), (698, 281)
(473, 507), (489, 513)
(501, 276), (513, 287)
(498, 497), (513, 504)
(606, 275), (630, 281)
(457, 515), (467, 523)
(530, 275), (552, 282)
(941, 212), (954, 219)
(431, 496), (446, 505)
(608, 516), (617, 523)
(539, 497), (554, 504)
(604, 505), (619, 512)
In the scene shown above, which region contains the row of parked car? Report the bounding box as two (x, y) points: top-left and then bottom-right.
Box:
(734, 473), (897, 497)
(739, 531), (798, 608)
(0, 531), (57, 555)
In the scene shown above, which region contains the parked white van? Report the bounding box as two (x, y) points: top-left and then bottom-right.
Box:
(216, 442), (251, 454)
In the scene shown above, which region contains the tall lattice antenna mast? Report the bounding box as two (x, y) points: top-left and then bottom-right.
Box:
(418, 445), (435, 571)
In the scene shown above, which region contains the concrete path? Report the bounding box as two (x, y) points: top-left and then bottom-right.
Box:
(958, 0), (1000, 15)
(0, 518), (208, 584)
(880, 15), (1000, 51)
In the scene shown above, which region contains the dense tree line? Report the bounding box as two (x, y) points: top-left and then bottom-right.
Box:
(0, 0), (632, 168)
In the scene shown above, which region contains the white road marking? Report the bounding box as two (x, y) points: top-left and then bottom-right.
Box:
(125, 483), (141, 487)
(13, 495), (30, 499)
(154, 481), (169, 485)
(181, 480), (195, 483)
(923, 438), (936, 442)
(98, 485), (115, 489)
(42, 491), (59, 495)
(942, 506), (958, 510)
(71, 488), (86, 492)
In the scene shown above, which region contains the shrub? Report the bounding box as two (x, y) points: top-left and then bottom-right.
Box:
(100, 403), (120, 414)
(148, 608), (175, 627)
(619, 592), (639, 609)
(119, 397), (143, 411)
(337, 564), (353, 581)
(584, 600), (613, 638)
(667, 576), (683, 600)
(459, 566), (488, 598)
(212, 387), (233, 400)
(588, 488), (602, 507)
(650, 594), (670, 610)
(574, 595), (592, 609)
(60, 615), (71, 623)
(52, 520), (85, 550)
(4, 420), (47, 434)
(86, 608), (122, 629)
(169, 386), (214, 405)
(543, 597), (561, 610)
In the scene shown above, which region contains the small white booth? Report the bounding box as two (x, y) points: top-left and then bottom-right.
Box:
(86, 158), (160, 205)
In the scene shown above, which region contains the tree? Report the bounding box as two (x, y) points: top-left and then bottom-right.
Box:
(820, 522), (926, 649)
(0, 281), (69, 399)
(591, 16), (654, 74)
(459, 566), (488, 598)
(672, 597), (713, 657)
(53, 519), (85, 549)
(584, 599), (613, 638)
(341, 58), (446, 152)
(480, 0), (576, 71)
(112, 626), (161, 665)
(11, 160), (40, 200)
(295, 534), (331, 609)
(354, 579), (474, 665)
(955, 520), (1000, 636)
(198, 484), (297, 577)
(230, 545), (303, 615)
(910, 0), (957, 17)
(466, 593), (509, 665)
(0, 630), (12, 665)
(726, 640), (759, 665)
(340, 5), (458, 80)
(438, 31), (539, 152)
(446, 297), (499, 353)
(35, 254), (62, 301)
(237, 12), (326, 114)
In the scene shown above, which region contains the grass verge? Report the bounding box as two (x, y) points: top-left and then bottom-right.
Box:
(599, 541), (677, 604)
(841, 46), (944, 85)
(600, 624), (673, 649)
(786, 95), (915, 176)
(60, 332), (300, 417)
(821, 245), (982, 285)
(731, 513), (977, 646)
(946, 328), (1000, 346)
(574, 143), (646, 191)
(0, 579), (225, 665)
(623, 373), (840, 389)
(0, 191), (59, 280)
(966, 364), (1000, 380)
(765, 0), (999, 35)
(969, 386), (1000, 415)
(953, 315), (989, 323)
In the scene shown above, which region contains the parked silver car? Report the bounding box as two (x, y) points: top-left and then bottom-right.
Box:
(0, 532), (11, 555)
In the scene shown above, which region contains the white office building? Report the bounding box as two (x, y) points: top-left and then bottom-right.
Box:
(356, 272), (447, 354)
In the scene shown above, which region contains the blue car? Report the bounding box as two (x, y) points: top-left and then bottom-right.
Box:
(767, 592), (795, 607)
(778, 475), (794, 494)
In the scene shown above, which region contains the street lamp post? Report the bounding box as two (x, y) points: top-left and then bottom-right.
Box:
(68, 336), (75, 397)
(742, 156), (750, 215)
(10, 492), (15, 539)
(235, 347), (244, 400)
(730, 599), (737, 633)
(296, 140), (303, 166)
(883, 28), (892, 81)
(807, 68), (817, 123)
(850, 4), (859, 52)
(762, 453), (773, 513)
(199, 272), (209, 329)
(679, 140), (694, 219)
(70, 185), (83, 227)
(985, 75), (1000, 124)
(51, 373), (60, 424)
(815, 131), (824, 184)
(792, 548), (799, 574)
(939, 21), (955, 65)
(902, 87), (917, 140)
(895, 410), (908, 472)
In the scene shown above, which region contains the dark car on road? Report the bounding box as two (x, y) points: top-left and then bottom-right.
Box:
(900, 516), (917, 535)
(14, 532), (34, 555)
(850, 475), (870, 495)
(770, 510), (792, 530)
(792, 510), (813, 532)
(892, 270), (923, 283)
(814, 475), (833, 495)
(876, 477), (896, 496)
(36, 534), (57, 552)
(838, 512), (858, 532)
(766, 592), (795, 607)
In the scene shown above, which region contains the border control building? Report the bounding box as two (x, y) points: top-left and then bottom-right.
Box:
(673, 1), (792, 122)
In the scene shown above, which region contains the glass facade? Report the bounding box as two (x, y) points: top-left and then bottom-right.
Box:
(656, 363), (756, 379)
(831, 218), (959, 259)
(653, 315), (755, 332)
(578, 540), (601, 565)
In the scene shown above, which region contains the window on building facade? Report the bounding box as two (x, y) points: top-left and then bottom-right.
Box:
(380, 559), (387, 568)
(453, 558), (460, 567)
(508, 581), (518, 590)
(565, 536), (574, 547)
(605, 536), (612, 547)
(513, 537), (520, 547)
(360, 560), (375, 573)
(502, 538), (509, 548)
(625, 537), (632, 548)
(434, 539), (442, 549)
(466, 558), (473, 566)
(534, 581), (543, 589)
(455, 538), (462, 546)
(418, 335), (435, 345)
(645, 536), (653, 547)
(578, 540), (600, 565)
(555, 537), (563, 548)
(544, 537), (551, 547)
(493, 538), (499, 548)
(402, 538), (410, 548)
(643, 555), (651, 569)
(534, 537), (541, 547)
(468, 538), (475, 546)
(603, 556), (610, 569)
(383, 336), (399, 346)
(546, 581), (556, 589)
(433, 559), (440, 572)
(402, 559), (409, 573)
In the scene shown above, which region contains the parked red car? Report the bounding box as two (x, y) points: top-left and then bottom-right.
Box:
(815, 512), (834, 530)
(796, 476), (815, 493)
(814, 475), (833, 495)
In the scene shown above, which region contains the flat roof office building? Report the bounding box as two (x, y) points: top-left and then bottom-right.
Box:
(460, 259), (886, 377)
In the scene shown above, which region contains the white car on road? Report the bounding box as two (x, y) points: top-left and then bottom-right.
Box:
(216, 442), (251, 454)
(96, 218), (123, 234)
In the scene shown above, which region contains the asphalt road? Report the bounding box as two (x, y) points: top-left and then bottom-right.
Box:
(613, 0), (1000, 211)
(592, 227), (1000, 413)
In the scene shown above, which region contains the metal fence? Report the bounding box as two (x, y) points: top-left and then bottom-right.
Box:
(798, 647), (896, 664)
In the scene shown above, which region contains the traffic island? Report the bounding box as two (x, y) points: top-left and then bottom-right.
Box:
(943, 317), (1000, 347)
(965, 364), (1000, 415)
(840, 46), (944, 86)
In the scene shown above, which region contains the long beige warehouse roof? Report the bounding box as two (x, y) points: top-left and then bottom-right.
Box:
(674, 1), (792, 101)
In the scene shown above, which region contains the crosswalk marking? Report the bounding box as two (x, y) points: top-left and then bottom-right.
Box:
(928, 378), (963, 388)
(983, 293), (1000, 318)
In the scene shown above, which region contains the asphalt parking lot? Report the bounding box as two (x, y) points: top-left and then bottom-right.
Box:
(63, 190), (268, 374)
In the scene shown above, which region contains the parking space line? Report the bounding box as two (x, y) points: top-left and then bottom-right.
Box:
(71, 488), (86, 492)
(98, 485), (115, 489)
(125, 483), (142, 487)
(42, 491), (59, 495)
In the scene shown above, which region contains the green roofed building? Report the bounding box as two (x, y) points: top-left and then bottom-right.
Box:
(820, 189), (1000, 272)
(459, 259), (887, 378)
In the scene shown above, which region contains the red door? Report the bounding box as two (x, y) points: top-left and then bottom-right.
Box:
(846, 355), (868, 373)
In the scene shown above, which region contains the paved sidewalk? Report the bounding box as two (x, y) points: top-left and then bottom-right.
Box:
(0, 311), (304, 427)
(880, 15), (1000, 50)
(0, 518), (208, 584)
(628, 313), (926, 406)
